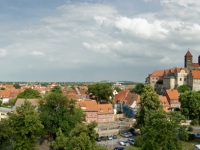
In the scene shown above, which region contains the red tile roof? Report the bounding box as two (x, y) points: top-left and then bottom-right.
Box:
(192, 63), (200, 67)
(185, 50), (192, 57)
(0, 90), (11, 98)
(77, 100), (98, 111)
(165, 89), (179, 100)
(191, 70), (200, 79)
(98, 104), (114, 114)
(113, 90), (128, 104)
(150, 70), (164, 77)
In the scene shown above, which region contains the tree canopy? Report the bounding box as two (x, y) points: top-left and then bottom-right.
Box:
(141, 111), (184, 150)
(51, 122), (107, 150)
(17, 88), (41, 99)
(87, 83), (113, 103)
(13, 83), (21, 89)
(130, 83), (145, 95)
(8, 101), (44, 150)
(177, 85), (191, 93)
(179, 90), (200, 120)
(39, 90), (85, 140)
(50, 86), (62, 94)
(135, 84), (163, 127)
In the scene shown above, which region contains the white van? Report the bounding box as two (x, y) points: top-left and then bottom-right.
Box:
(195, 145), (200, 150)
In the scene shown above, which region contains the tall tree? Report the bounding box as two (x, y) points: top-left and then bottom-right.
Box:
(87, 83), (113, 103)
(17, 88), (41, 99)
(141, 111), (184, 150)
(39, 91), (85, 140)
(51, 122), (108, 150)
(130, 83), (145, 95)
(177, 85), (191, 93)
(179, 90), (200, 120)
(0, 119), (13, 149)
(8, 101), (44, 150)
(136, 84), (163, 127)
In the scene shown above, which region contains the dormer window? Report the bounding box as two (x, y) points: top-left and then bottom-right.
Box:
(108, 108), (112, 112)
(100, 108), (103, 112)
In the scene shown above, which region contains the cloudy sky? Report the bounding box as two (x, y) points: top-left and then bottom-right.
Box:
(1, 0), (200, 82)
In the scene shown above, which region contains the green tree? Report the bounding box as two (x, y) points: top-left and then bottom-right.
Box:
(39, 92), (85, 140)
(130, 83), (145, 95)
(51, 122), (108, 150)
(51, 86), (62, 94)
(136, 84), (163, 127)
(0, 87), (5, 90)
(177, 85), (191, 93)
(141, 111), (184, 150)
(0, 119), (13, 149)
(114, 86), (121, 92)
(8, 101), (44, 150)
(13, 83), (21, 89)
(87, 83), (113, 103)
(179, 91), (200, 120)
(17, 88), (41, 99)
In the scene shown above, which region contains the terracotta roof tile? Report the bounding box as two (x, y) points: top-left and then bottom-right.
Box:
(191, 70), (200, 79)
(113, 90), (128, 104)
(192, 63), (200, 67)
(185, 50), (192, 57)
(0, 90), (11, 98)
(98, 104), (114, 114)
(77, 100), (98, 111)
(150, 70), (164, 77)
(165, 89), (179, 99)
(159, 96), (170, 107)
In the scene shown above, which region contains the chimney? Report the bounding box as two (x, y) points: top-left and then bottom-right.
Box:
(199, 55), (200, 65)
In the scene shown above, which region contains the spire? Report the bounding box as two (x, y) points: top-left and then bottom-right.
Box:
(185, 49), (192, 57)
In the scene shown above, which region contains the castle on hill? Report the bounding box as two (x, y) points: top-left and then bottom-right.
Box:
(146, 50), (200, 91)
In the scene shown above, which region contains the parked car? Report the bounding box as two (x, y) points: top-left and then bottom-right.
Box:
(127, 132), (133, 137)
(113, 147), (125, 150)
(196, 133), (200, 138)
(95, 137), (101, 142)
(121, 133), (129, 138)
(100, 136), (107, 140)
(128, 138), (135, 145)
(119, 141), (130, 146)
(112, 134), (117, 139)
(132, 131), (138, 136)
(107, 135), (113, 140)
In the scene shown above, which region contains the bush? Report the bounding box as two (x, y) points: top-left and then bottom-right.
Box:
(187, 126), (193, 132)
(190, 119), (199, 125)
(134, 137), (143, 147)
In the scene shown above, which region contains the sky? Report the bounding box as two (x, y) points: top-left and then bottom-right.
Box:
(1, 0), (200, 83)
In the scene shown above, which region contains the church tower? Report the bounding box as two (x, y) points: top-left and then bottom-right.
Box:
(184, 50), (193, 69)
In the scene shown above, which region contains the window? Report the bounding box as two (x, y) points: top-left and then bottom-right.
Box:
(87, 113), (90, 117)
(180, 78), (182, 81)
(1, 113), (5, 116)
(184, 78), (186, 81)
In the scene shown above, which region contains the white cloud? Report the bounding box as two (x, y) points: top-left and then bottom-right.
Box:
(30, 51), (44, 56)
(0, 49), (7, 57)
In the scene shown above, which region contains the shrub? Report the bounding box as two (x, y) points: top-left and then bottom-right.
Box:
(187, 126), (193, 132)
(190, 119), (199, 125)
(134, 137), (143, 147)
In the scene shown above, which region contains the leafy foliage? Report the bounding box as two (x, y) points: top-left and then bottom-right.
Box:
(87, 83), (113, 103)
(17, 88), (41, 99)
(114, 86), (121, 92)
(39, 91), (85, 140)
(177, 85), (191, 93)
(179, 91), (200, 120)
(13, 83), (21, 89)
(51, 86), (62, 94)
(51, 122), (107, 150)
(130, 83), (145, 95)
(0, 120), (13, 149)
(8, 101), (44, 150)
(141, 111), (184, 150)
(135, 84), (163, 127)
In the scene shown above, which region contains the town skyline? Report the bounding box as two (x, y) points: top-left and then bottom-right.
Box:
(1, 0), (200, 82)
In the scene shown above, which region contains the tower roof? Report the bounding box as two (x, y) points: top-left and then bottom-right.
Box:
(185, 50), (192, 57)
